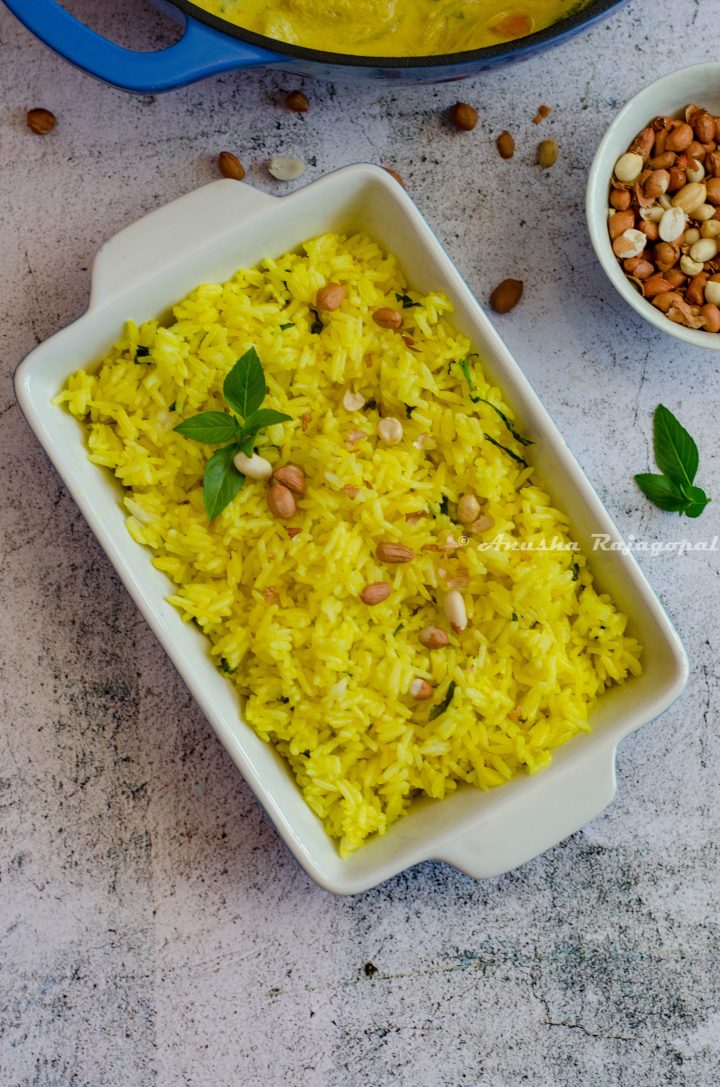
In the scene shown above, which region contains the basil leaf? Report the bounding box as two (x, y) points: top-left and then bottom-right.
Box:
(203, 443), (245, 520)
(653, 404), (698, 487)
(243, 408), (292, 432)
(680, 482), (711, 518)
(223, 348), (265, 419)
(634, 473), (687, 512)
(476, 397), (533, 446)
(429, 681), (457, 721)
(485, 433), (529, 469)
(174, 412), (241, 444)
(458, 355), (532, 446)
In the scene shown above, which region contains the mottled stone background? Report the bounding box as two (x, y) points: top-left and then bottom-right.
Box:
(1, 1), (719, 1084)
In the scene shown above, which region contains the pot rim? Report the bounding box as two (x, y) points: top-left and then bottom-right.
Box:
(168, 0), (627, 68)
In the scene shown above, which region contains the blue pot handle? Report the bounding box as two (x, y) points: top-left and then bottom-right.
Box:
(2, 0), (281, 93)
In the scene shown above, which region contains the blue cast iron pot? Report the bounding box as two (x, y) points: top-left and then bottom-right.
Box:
(3, 0), (627, 90)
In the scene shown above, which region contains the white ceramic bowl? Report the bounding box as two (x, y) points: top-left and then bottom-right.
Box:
(15, 166), (688, 894)
(587, 62), (720, 351)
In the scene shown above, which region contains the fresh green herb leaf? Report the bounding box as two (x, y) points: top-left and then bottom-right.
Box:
(511, 612), (519, 622)
(680, 482), (711, 518)
(457, 354), (479, 394)
(634, 473), (688, 512)
(439, 495), (450, 517)
(239, 434), (256, 457)
(476, 397), (533, 446)
(203, 443), (245, 520)
(134, 345), (150, 362)
(653, 404), (698, 487)
(636, 406), (710, 516)
(571, 562), (580, 582)
(395, 292), (420, 309)
(223, 347), (266, 418)
(279, 322), (294, 331)
(243, 408), (292, 432)
(174, 412), (241, 444)
(309, 309), (324, 334)
(218, 658), (236, 675)
(429, 680), (457, 721)
(457, 356), (531, 445)
(484, 433), (529, 469)
(404, 404), (417, 419)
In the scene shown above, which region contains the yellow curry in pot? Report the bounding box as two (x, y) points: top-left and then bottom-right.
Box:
(191, 0), (590, 57)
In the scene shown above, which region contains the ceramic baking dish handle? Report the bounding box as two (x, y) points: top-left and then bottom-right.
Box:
(437, 740), (618, 879)
(2, 0), (280, 93)
(90, 181), (275, 307)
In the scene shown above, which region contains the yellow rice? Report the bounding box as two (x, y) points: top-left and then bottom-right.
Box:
(56, 232), (642, 856)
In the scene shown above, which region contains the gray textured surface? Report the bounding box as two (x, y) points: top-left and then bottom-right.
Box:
(1, 1), (719, 1084)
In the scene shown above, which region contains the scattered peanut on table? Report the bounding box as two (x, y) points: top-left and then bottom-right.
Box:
(26, 107), (56, 135)
(608, 104), (720, 333)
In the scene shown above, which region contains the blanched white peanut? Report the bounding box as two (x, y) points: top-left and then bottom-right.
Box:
(443, 590), (467, 632)
(671, 182), (707, 214)
(684, 228), (701, 245)
(378, 417), (403, 445)
(640, 205), (664, 223)
(268, 155), (305, 181)
(457, 494), (481, 525)
(614, 152), (644, 182)
(659, 206), (687, 242)
(701, 220), (720, 238)
(343, 388), (365, 411)
(233, 451), (273, 480)
(694, 203), (716, 222)
(705, 281), (720, 306)
(680, 255), (704, 276)
(690, 237), (718, 262)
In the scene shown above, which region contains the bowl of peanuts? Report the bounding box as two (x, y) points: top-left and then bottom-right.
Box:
(587, 63), (720, 349)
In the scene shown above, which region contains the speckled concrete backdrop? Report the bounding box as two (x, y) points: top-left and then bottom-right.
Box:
(1, 1), (719, 1084)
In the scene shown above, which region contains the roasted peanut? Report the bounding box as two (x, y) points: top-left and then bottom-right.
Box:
(419, 626), (450, 649)
(624, 257), (654, 279)
(610, 187), (631, 211)
(361, 582), (391, 605)
(609, 209), (636, 240)
(701, 303), (720, 332)
(26, 107), (56, 134)
(271, 464), (305, 495)
(372, 307), (403, 329)
(267, 483), (297, 519)
(285, 90), (309, 112)
(450, 102), (478, 131)
(316, 283), (346, 310)
(376, 542), (415, 564)
(490, 278), (523, 313)
(218, 151), (245, 180)
(666, 123), (694, 152)
(496, 130), (515, 159)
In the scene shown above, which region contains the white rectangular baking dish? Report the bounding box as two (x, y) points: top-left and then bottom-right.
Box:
(14, 165), (689, 894)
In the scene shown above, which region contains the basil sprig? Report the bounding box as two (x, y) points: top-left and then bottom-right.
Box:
(174, 347), (291, 520)
(635, 405), (710, 518)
